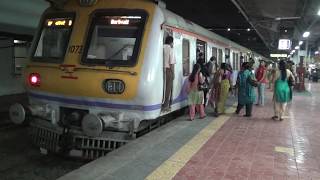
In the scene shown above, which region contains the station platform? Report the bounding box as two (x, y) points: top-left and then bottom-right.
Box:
(58, 83), (320, 180)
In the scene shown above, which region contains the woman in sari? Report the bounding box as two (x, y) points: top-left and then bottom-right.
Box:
(208, 61), (220, 116)
(217, 63), (232, 115)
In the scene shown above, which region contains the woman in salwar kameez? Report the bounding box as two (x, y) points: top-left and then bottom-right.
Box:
(272, 60), (294, 121)
(187, 64), (206, 120)
(235, 62), (256, 117)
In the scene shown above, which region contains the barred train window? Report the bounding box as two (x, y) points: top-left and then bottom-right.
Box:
(182, 39), (190, 76)
(218, 49), (223, 65)
(212, 47), (217, 60)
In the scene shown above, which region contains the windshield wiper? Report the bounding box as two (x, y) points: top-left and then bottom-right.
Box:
(104, 44), (132, 66)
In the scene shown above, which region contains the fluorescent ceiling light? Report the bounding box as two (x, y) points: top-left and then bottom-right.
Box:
(227, 28), (231, 31)
(316, 51), (319, 55)
(318, 9), (320, 16)
(303, 31), (310, 38)
(295, 46), (300, 50)
(299, 41), (303, 45)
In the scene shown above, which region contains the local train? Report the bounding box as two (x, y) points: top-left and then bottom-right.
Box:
(9, 0), (266, 159)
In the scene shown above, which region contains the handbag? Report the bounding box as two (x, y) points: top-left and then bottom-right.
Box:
(248, 76), (258, 87)
(198, 73), (209, 91)
(288, 76), (295, 86)
(198, 82), (209, 91)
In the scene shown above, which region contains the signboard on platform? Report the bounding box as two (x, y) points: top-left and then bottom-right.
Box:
(278, 39), (291, 50)
(270, 54), (288, 58)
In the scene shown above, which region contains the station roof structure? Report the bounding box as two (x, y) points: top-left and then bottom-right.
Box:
(163, 0), (320, 57)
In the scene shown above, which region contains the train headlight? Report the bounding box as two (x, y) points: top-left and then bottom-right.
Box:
(103, 79), (125, 94)
(29, 73), (41, 87)
(82, 114), (103, 137)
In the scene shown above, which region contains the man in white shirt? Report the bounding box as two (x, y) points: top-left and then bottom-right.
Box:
(162, 36), (176, 112)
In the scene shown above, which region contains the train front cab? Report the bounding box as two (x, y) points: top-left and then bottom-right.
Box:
(8, 0), (164, 159)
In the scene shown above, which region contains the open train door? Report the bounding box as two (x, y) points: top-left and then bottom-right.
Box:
(161, 29), (173, 111)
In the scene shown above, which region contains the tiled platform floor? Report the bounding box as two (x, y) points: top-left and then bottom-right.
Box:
(174, 83), (320, 180)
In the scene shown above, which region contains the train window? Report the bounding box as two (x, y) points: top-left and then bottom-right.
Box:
(212, 47), (217, 60)
(82, 10), (147, 66)
(182, 39), (190, 76)
(218, 49), (223, 66)
(32, 13), (75, 63)
(235, 53), (239, 70)
(225, 48), (230, 64)
(232, 52), (236, 70)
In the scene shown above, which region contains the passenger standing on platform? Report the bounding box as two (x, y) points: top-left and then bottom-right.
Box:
(162, 36), (176, 112)
(217, 63), (232, 115)
(208, 59), (221, 116)
(266, 63), (273, 89)
(235, 62), (257, 117)
(197, 53), (210, 106)
(268, 63), (277, 90)
(206, 56), (217, 86)
(187, 64), (206, 120)
(272, 60), (295, 121)
(255, 60), (267, 106)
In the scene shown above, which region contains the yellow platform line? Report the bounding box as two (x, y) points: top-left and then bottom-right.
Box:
(146, 106), (236, 180)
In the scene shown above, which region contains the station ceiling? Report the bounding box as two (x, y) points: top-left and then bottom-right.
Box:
(1, 0), (320, 58)
(163, 0), (320, 57)
(0, 0), (48, 41)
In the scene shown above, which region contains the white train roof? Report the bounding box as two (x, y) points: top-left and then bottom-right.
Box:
(159, 6), (267, 60)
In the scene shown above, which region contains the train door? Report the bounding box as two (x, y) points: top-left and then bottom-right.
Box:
(196, 39), (206, 63)
(162, 30), (173, 108)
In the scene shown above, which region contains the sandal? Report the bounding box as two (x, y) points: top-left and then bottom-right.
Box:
(200, 115), (206, 119)
(272, 116), (278, 120)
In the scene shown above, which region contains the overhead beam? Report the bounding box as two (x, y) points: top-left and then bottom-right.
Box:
(230, 0), (270, 50)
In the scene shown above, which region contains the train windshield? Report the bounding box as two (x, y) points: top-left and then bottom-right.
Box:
(83, 10), (147, 66)
(33, 14), (74, 62)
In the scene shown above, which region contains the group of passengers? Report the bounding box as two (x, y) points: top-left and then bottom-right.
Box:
(162, 36), (295, 121)
(187, 57), (295, 121)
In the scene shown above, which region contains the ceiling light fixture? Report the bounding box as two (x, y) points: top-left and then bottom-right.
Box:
(318, 9), (320, 16)
(299, 41), (303, 45)
(295, 46), (300, 50)
(247, 28), (251, 32)
(316, 51), (319, 55)
(303, 31), (310, 38)
(284, 29), (288, 33)
(227, 28), (231, 31)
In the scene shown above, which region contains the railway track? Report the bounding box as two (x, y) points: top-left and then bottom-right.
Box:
(0, 123), (86, 180)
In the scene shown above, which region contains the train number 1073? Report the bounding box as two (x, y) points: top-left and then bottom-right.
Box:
(68, 45), (83, 54)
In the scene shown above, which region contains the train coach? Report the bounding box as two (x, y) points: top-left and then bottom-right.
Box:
(9, 0), (265, 159)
